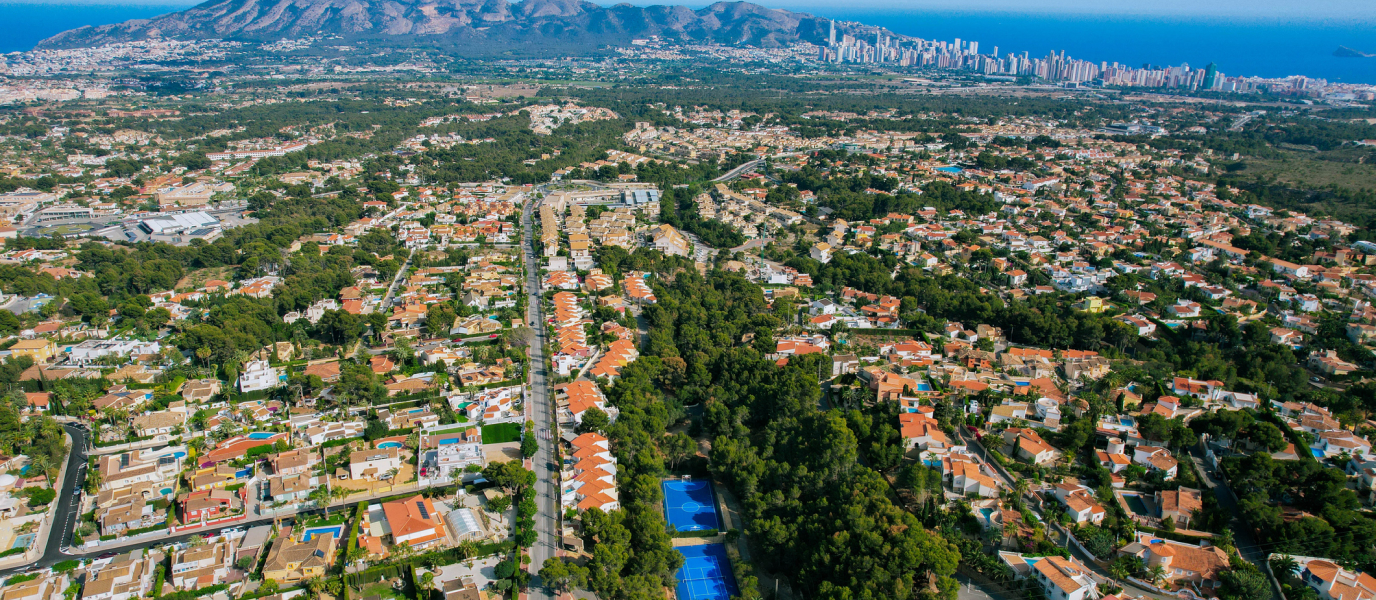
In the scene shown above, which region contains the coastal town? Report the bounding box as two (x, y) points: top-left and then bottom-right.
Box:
(0, 25), (1373, 600)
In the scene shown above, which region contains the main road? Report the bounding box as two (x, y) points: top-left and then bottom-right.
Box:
(520, 197), (558, 599)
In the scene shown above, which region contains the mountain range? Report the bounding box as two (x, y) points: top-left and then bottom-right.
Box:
(36, 0), (848, 55)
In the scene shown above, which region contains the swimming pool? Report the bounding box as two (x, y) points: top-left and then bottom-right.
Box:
(1311, 448), (1325, 458)
(1123, 493), (1151, 517)
(172, 451), (187, 458)
(378, 442), (403, 449)
(914, 383), (933, 392)
(11, 533), (34, 549)
(302, 525), (343, 541)
(247, 432), (276, 440)
(978, 507), (995, 527)
(937, 166), (964, 174)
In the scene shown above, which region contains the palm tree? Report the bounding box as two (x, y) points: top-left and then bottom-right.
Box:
(1146, 565), (1167, 586)
(346, 545), (367, 565)
(28, 455), (51, 480)
(302, 577), (324, 600)
(1270, 555), (1298, 579)
(417, 572), (435, 599)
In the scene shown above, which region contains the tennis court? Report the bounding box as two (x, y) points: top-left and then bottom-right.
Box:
(663, 479), (720, 532)
(674, 544), (739, 600)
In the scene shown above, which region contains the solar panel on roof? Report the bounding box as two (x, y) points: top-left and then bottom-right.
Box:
(416, 501), (430, 520)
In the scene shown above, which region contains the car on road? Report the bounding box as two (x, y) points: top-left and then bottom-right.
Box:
(489, 333), (499, 338)
(199, 531), (216, 538)
(97, 552), (117, 559)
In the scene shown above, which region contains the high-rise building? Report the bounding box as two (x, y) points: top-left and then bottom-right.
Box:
(829, 20), (836, 47)
(1202, 62), (1219, 90)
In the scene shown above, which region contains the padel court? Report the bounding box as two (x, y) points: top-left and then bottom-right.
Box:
(674, 543), (740, 600)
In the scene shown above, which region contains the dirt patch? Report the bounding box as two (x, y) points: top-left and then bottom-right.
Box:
(176, 266), (234, 291)
(481, 442), (521, 465)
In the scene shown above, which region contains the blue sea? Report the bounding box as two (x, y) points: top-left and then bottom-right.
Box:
(0, 3), (194, 52)
(1, 2), (1375, 84)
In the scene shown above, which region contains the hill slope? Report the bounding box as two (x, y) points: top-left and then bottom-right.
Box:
(36, 0), (835, 53)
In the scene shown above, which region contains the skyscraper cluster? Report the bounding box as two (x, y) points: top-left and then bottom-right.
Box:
(816, 20), (1331, 94)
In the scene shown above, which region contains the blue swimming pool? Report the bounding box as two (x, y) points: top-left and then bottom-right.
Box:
(172, 451), (187, 458)
(978, 507), (995, 526)
(11, 533), (34, 550)
(302, 526), (343, 541)
(937, 166), (963, 174)
(378, 442), (403, 449)
(247, 432), (275, 440)
(914, 383), (933, 392)
(1312, 448), (1325, 458)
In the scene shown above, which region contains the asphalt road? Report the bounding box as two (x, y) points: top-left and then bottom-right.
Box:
(45, 424), (88, 564)
(521, 198), (558, 599)
(380, 248), (416, 309)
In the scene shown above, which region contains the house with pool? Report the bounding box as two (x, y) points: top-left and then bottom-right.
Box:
(1117, 534), (1230, 591)
(356, 495), (450, 557)
(97, 445), (186, 499)
(261, 525), (338, 584)
(999, 552), (1099, 600)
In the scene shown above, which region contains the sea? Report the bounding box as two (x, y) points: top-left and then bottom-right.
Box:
(1, 2), (1375, 84)
(802, 8), (1376, 84)
(0, 3), (195, 53)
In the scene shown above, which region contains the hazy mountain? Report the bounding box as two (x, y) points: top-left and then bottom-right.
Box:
(35, 0), (840, 54)
(1333, 46), (1374, 58)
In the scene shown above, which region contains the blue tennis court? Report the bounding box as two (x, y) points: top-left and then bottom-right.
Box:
(663, 479), (720, 532)
(675, 544), (739, 600)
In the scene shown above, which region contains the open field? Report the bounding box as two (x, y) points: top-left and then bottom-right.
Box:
(1240, 149), (1376, 190)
